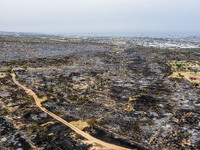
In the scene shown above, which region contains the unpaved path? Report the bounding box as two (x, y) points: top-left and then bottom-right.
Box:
(11, 72), (130, 150)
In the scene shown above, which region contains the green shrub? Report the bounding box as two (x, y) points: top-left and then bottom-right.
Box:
(6, 67), (12, 73)
(30, 124), (39, 132)
(141, 113), (145, 118)
(81, 97), (87, 101)
(42, 127), (47, 132)
(178, 73), (184, 78)
(29, 95), (34, 101)
(38, 94), (44, 98)
(187, 133), (192, 137)
(54, 109), (64, 115)
(39, 126), (48, 138)
(24, 105), (32, 108)
(41, 104), (46, 108)
(67, 84), (73, 88)
(57, 92), (62, 97)
(2, 107), (9, 116)
(46, 93), (53, 98)
(139, 88), (149, 94)
(48, 87), (54, 92)
(148, 121), (154, 126)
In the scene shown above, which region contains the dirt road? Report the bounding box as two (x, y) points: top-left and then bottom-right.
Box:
(11, 72), (130, 150)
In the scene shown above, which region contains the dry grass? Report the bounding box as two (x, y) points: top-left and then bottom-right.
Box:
(168, 72), (200, 83)
(70, 120), (90, 130)
(168, 61), (200, 84)
(39, 97), (47, 103)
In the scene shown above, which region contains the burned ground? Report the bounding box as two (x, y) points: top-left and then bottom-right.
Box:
(0, 37), (200, 149)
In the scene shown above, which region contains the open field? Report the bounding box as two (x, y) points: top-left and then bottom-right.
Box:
(168, 60), (200, 84)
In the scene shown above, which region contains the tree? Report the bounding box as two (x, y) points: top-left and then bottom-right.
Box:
(194, 69), (197, 74)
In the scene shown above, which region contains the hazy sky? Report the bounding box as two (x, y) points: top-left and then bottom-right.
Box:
(0, 0), (200, 33)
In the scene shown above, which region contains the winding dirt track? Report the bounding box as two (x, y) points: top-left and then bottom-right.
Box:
(11, 73), (130, 150)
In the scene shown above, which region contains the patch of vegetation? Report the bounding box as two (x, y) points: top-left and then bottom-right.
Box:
(24, 105), (32, 108)
(57, 92), (62, 97)
(29, 95), (34, 101)
(5, 67), (12, 76)
(6, 67), (12, 73)
(178, 73), (184, 78)
(176, 64), (182, 69)
(21, 96), (29, 101)
(81, 97), (87, 101)
(48, 87), (54, 92)
(46, 93), (53, 98)
(54, 109), (64, 116)
(39, 126), (48, 138)
(139, 88), (149, 94)
(86, 118), (98, 129)
(38, 94), (44, 98)
(169, 71), (173, 75)
(38, 87), (43, 91)
(195, 100), (200, 104)
(170, 99), (176, 102)
(148, 121), (154, 126)
(30, 123), (39, 132)
(67, 83), (73, 88)
(41, 104), (46, 108)
(187, 133), (192, 137)
(1, 107), (9, 116)
(141, 113), (145, 118)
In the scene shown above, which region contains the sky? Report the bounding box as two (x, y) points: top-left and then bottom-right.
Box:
(0, 0), (200, 34)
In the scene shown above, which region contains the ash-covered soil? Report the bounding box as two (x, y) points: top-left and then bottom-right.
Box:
(0, 38), (113, 62)
(0, 37), (200, 150)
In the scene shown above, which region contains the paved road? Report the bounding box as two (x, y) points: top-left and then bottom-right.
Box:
(11, 72), (130, 150)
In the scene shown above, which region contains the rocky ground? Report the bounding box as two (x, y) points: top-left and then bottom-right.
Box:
(0, 36), (200, 150)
